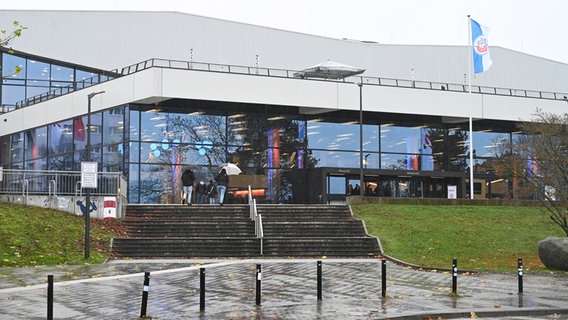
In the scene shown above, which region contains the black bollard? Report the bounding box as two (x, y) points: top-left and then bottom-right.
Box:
(317, 260), (322, 301)
(200, 268), (206, 311)
(256, 264), (262, 305)
(518, 258), (523, 294)
(47, 275), (53, 320)
(140, 272), (150, 317)
(451, 258), (458, 294)
(381, 260), (387, 298)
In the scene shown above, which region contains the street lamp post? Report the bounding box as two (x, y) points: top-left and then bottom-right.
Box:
(85, 90), (105, 260)
(358, 83), (364, 195)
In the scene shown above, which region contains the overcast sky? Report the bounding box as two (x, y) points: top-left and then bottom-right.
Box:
(4, 0), (568, 64)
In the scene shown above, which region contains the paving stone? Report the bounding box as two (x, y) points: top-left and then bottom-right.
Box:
(0, 259), (567, 319)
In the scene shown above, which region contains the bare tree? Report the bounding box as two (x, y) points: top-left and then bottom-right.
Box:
(495, 110), (568, 236)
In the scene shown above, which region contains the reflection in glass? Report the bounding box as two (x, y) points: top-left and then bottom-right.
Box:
(2, 53), (25, 78)
(472, 131), (510, 158)
(129, 108), (140, 141)
(311, 150), (361, 168)
(103, 143), (124, 172)
(51, 64), (74, 82)
(2, 85), (25, 107)
(24, 127), (47, 160)
(103, 107), (125, 145)
(328, 176), (346, 194)
(27, 60), (50, 80)
(308, 122), (361, 151)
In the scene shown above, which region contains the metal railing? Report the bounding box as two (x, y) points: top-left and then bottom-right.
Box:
(7, 57), (568, 113)
(120, 58), (568, 101)
(248, 185), (263, 255)
(0, 168), (126, 198)
(8, 71), (120, 111)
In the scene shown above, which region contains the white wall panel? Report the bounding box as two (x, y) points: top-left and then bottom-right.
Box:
(1, 10), (567, 94)
(2, 68), (567, 136)
(161, 69), (345, 109)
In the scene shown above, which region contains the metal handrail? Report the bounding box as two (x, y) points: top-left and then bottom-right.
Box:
(257, 209), (264, 255)
(48, 179), (56, 196)
(10, 70), (120, 111)
(122, 58), (568, 101)
(75, 181), (83, 197)
(248, 185), (264, 255)
(22, 179), (28, 198)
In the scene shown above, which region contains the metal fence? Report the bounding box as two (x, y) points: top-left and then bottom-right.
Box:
(0, 168), (126, 198)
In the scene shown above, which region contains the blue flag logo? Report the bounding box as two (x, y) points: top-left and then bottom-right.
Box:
(471, 18), (493, 73)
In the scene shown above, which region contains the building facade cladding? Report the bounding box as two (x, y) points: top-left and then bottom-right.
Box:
(1, 10), (568, 203)
(1, 10), (568, 93)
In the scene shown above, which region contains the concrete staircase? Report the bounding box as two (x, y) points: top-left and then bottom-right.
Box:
(112, 204), (259, 258)
(111, 204), (381, 258)
(259, 205), (381, 257)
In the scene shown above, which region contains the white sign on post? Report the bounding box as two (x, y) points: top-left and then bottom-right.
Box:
(81, 162), (98, 189)
(448, 185), (457, 199)
(0, 166), (3, 182)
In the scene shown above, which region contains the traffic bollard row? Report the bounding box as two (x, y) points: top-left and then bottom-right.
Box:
(47, 274), (53, 320)
(44, 257), (526, 317)
(452, 258), (458, 294)
(140, 271), (150, 317)
(200, 268), (206, 311)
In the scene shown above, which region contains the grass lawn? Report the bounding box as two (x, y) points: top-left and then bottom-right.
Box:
(0, 202), (123, 267)
(2, 201), (566, 272)
(352, 204), (565, 273)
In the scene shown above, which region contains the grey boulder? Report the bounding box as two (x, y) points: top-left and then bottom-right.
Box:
(538, 237), (568, 271)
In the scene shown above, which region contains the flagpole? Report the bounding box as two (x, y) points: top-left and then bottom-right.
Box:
(468, 15), (474, 200)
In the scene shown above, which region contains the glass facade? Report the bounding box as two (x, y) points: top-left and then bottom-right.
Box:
(0, 49), (524, 203)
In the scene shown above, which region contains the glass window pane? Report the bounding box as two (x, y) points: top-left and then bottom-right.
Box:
(363, 125), (379, 152)
(129, 141), (140, 162)
(381, 125), (421, 153)
(103, 107), (125, 145)
(2, 84), (25, 106)
(307, 121), (360, 151)
(328, 176), (346, 194)
(76, 70), (97, 81)
(363, 152), (379, 169)
(27, 60), (50, 80)
(11, 132), (24, 163)
(128, 164), (140, 203)
(103, 143), (124, 172)
(129, 108), (140, 141)
(472, 131), (510, 158)
(26, 86), (50, 99)
(2, 53), (25, 79)
(24, 127), (48, 160)
(381, 153), (412, 170)
(51, 64), (74, 81)
(48, 120), (74, 156)
(139, 164), (174, 204)
(311, 150), (361, 168)
(24, 159), (47, 171)
(48, 153), (74, 171)
(140, 111), (169, 142)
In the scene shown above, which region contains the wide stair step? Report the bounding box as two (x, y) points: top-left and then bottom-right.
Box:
(111, 204), (381, 258)
(112, 238), (260, 257)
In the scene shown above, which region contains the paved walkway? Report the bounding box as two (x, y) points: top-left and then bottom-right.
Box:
(1, 259), (567, 319)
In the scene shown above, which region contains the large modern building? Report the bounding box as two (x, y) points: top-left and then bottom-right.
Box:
(1, 10), (567, 204)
